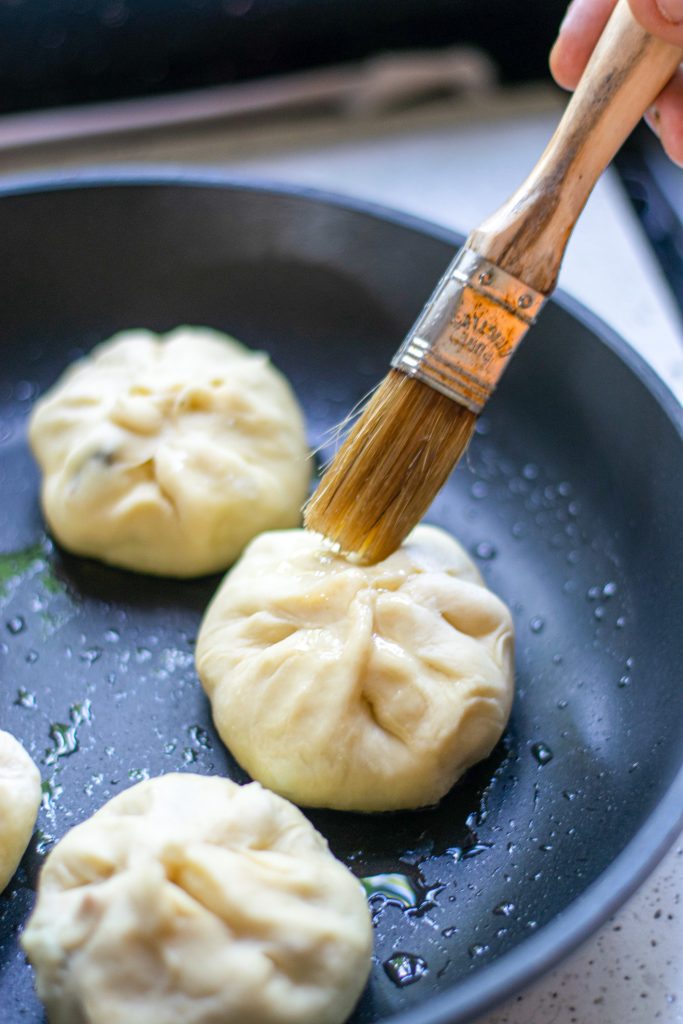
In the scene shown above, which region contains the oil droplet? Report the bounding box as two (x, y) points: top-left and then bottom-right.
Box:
(469, 943), (489, 958)
(84, 773), (104, 796)
(493, 901), (516, 917)
(128, 768), (150, 782)
(383, 953), (428, 988)
(80, 646), (103, 664)
(587, 585), (601, 601)
(563, 790), (578, 801)
(530, 742), (554, 765)
(182, 747), (197, 764)
(616, 616), (626, 629)
(7, 615), (26, 634)
(188, 725), (211, 749)
(71, 700), (92, 724)
(618, 675), (631, 688)
(362, 873), (417, 909)
(474, 541), (496, 561)
(511, 521), (526, 539)
(162, 647), (194, 673)
(35, 830), (54, 856)
(41, 777), (63, 810)
(529, 616), (544, 633)
(400, 839), (435, 865)
(557, 698), (568, 709)
(602, 581), (617, 598)
(465, 808), (487, 830)
(25, 649), (39, 664)
(594, 606), (606, 621)
(471, 481), (488, 499)
(15, 688), (37, 708)
(104, 628), (120, 643)
(44, 700), (92, 765)
(522, 463), (539, 480)
(462, 841), (493, 860)
(442, 926), (457, 938)
(45, 723), (78, 763)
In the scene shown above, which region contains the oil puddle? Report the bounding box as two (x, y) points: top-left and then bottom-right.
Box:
(383, 952), (428, 988)
(362, 871), (445, 923)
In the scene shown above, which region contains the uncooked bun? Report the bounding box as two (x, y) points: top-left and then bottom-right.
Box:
(196, 524), (514, 812)
(22, 774), (372, 1024)
(29, 327), (310, 577)
(0, 730), (41, 892)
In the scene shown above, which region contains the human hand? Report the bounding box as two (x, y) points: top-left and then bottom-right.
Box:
(550, 0), (683, 164)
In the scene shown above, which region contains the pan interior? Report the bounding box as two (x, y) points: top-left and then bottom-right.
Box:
(0, 180), (682, 1024)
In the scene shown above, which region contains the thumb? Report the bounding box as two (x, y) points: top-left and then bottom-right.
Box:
(629, 0), (683, 44)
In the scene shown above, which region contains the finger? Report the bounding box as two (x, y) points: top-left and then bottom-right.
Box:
(645, 65), (683, 164)
(550, 0), (617, 89)
(629, 0), (683, 46)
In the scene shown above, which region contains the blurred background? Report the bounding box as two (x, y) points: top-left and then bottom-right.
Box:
(1, 0), (679, 320)
(0, 0), (566, 114)
(0, 0), (679, 318)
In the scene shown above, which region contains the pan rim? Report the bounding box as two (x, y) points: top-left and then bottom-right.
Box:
(1, 167), (681, 1024)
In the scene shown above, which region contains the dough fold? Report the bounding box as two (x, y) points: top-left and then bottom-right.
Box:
(196, 525), (514, 811)
(22, 774), (372, 1024)
(29, 327), (310, 576)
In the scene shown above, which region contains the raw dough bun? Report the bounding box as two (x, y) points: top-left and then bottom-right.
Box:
(22, 774), (372, 1024)
(0, 730), (41, 892)
(29, 327), (310, 577)
(196, 524), (514, 811)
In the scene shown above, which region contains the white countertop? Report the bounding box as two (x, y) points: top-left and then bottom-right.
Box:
(4, 84), (682, 1024)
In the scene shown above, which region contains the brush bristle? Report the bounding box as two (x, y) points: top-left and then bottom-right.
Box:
(305, 370), (477, 563)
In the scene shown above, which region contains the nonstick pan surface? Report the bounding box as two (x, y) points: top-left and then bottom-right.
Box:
(1, 173), (682, 1024)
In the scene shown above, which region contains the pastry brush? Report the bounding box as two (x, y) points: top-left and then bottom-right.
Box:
(305, 0), (682, 563)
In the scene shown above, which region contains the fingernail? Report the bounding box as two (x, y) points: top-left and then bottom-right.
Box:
(558, 0), (581, 33)
(657, 0), (683, 23)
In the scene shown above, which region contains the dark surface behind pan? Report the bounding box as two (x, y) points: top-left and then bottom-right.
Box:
(0, 175), (682, 1024)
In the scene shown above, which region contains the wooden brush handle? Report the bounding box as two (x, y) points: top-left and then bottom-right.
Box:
(467, 0), (682, 294)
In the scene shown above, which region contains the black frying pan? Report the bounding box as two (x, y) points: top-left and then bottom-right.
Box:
(1, 173), (682, 1024)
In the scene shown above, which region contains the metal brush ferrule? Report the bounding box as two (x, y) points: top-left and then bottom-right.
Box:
(392, 248), (547, 414)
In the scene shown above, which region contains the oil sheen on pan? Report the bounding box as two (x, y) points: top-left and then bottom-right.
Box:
(0, 177), (682, 1024)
